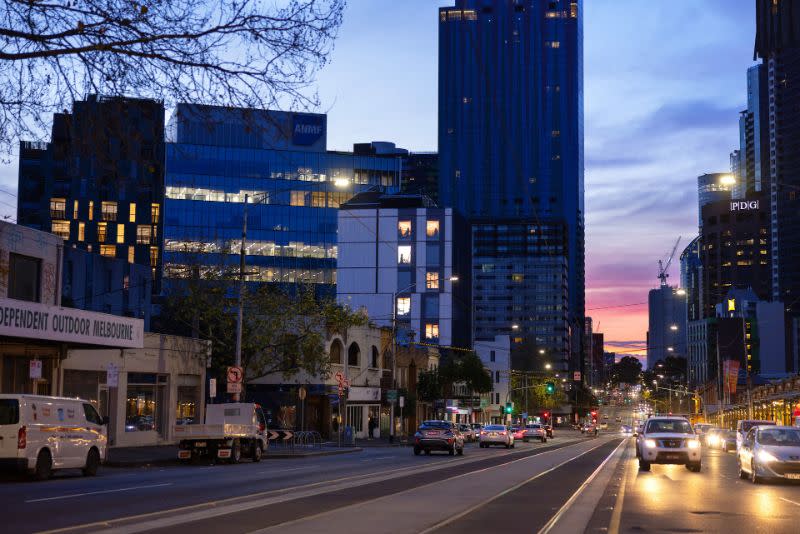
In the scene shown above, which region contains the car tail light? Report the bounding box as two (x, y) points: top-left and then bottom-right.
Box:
(480, 431), (487, 436)
(500, 431), (507, 435)
(17, 426), (26, 449)
(258, 423), (266, 432)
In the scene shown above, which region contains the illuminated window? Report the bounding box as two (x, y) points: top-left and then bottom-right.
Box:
(78, 222), (85, 242)
(290, 191), (307, 207)
(88, 200), (94, 221)
(100, 244), (116, 258)
(426, 272), (439, 290)
(398, 220), (412, 238)
(129, 202), (137, 223)
(398, 245), (412, 264)
(425, 323), (440, 340)
(311, 191), (326, 208)
(136, 225), (152, 244)
(101, 201), (117, 221)
(426, 220), (440, 238)
(128, 246), (135, 263)
(512, 273), (524, 282)
(97, 222), (107, 242)
(73, 200), (79, 219)
(327, 191), (352, 208)
(397, 297), (411, 316)
(150, 246), (159, 267)
(51, 220), (70, 239)
(151, 203), (160, 222)
(49, 198), (66, 219)
(546, 41), (561, 48)
(116, 224), (125, 244)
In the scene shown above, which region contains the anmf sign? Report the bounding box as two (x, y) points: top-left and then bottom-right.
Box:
(730, 200), (760, 211)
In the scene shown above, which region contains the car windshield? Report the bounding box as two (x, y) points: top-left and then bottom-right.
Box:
(484, 425), (506, 431)
(526, 424), (541, 429)
(646, 419), (693, 434)
(758, 428), (800, 446)
(420, 421), (450, 430)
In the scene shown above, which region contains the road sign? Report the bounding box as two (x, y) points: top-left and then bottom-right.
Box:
(106, 362), (119, 387)
(267, 430), (294, 441)
(227, 382), (242, 394)
(227, 366), (243, 384)
(399, 396), (405, 408)
(298, 386), (307, 400)
(387, 389), (398, 402)
(209, 378), (217, 398)
(29, 359), (42, 379)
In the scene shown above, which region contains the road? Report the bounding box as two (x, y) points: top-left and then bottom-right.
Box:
(5, 407), (800, 534)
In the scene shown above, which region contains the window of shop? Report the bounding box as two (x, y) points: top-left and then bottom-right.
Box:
(2, 356), (54, 394)
(346, 405), (364, 434)
(125, 373), (168, 435)
(8, 253), (41, 302)
(63, 370), (105, 408)
(176, 375), (201, 424)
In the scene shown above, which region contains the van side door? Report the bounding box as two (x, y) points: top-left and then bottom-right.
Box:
(83, 404), (106, 460)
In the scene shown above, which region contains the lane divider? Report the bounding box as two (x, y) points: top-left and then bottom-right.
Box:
(26, 484), (173, 504)
(608, 443), (635, 534)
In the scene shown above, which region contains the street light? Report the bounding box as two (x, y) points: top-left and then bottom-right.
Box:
(512, 324), (519, 330)
(670, 325), (678, 331)
(538, 349), (546, 355)
(676, 289), (687, 296)
(667, 347), (674, 352)
(545, 363), (552, 370)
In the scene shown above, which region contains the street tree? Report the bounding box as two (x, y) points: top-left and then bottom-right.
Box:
(416, 351), (492, 401)
(611, 355), (643, 385)
(0, 0), (345, 154)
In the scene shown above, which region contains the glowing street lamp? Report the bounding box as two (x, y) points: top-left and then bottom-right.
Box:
(670, 325), (678, 331)
(545, 363), (552, 370)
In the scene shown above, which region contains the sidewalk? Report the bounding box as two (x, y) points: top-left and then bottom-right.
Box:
(105, 444), (362, 467)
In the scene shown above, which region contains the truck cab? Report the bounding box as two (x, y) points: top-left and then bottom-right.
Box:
(176, 403), (268, 464)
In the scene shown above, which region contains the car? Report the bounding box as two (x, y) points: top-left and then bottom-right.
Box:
(479, 424), (514, 448)
(737, 426), (800, 483)
(637, 416), (701, 472)
(719, 429), (738, 452)
(470, 423), (484, 434)
(511, 426), (526, 440)
(736, 420), (776, 451)
(522, 423), (547, 443)
(413, 420), (464, 456)
(704, 427), (724, 449)
(598, 422), (609, 430)
(620, 425), (632, 435)
(458, 424), (477, 442)
(0, 394), (108, 480)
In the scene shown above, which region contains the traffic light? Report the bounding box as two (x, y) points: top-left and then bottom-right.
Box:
(505, 402), (513, 414)
(543, 411), (549, 419)
(545, 381), (555, 395)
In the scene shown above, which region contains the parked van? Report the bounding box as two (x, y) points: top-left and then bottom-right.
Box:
(0, 394), (108, 480)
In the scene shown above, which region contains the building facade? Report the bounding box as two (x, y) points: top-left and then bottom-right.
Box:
(680, 236), (702, 322)
(476, 335), (511, 423)
(438, 0), (584, 373)
(647, 286), (687, 370)
(336, 193), (469, 349)
(163, 104), (400, 295)
(17, 95), (166, 292)
(697, 173), (734, 227)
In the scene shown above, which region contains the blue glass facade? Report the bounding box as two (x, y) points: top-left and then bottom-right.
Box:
(438, 1), (584, 368)
(163, 105), (400, 294)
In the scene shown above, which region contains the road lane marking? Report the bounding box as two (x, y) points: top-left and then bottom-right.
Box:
(780, 497), (800, 507)
(608, 445), (634, 534)
(26, 483), (173, 503)
(538, 439), (627, 534)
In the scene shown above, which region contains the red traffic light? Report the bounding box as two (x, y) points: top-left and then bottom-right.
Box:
(543, 412), (549, 418)
(591, 411), (597, 417)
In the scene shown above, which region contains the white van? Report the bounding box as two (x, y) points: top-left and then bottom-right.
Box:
(0, 394), (108, 480)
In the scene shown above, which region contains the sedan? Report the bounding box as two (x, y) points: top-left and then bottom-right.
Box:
(458, 424), (477, 442)
(522, 423), (547, 443)
(738, 426), (800, 483)
(480, 424), (514, 449)
(719, 429), (737, 452)
(414, 420), (465, 456)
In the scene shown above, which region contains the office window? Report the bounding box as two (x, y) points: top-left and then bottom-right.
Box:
(8, 253), (41, 302)
(100, 244), (116, 258)
(151, 203), (160, 223)
(51, 220), (70, 239)
(426, 271), (439, 290)
(78, 222), (85, 242)
(396, 297), (411, 316)
(397, 270), (412, 291)
(425, 323), (439, 340)
(73, 200), (79, 219)
(97, 222), (107, 242)
(101, 201), (117, 221)
(129, 202), (137, 223)
(290, 191), (307, 206)
(490, 350), (496, 362)
(398, 245), (412, 264)
(128, 246), (135, 263)
(495, 371), (500, 384)
(116, 224), (125, 244)
(426, 220), (440, 238)
(150, 246), (159, 267)
(136, 225), (152, 244)
(49, 198), (66, 219)
(512, 273), (524, 282)
(398, 220), (412, 238)
(426, 243), (440, 265)
(88, 200), (94, 221)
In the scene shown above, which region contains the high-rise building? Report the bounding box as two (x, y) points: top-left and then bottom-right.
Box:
(162, 105), (400, 296)
(17, 95), (166, 292)
(680, 236), (702, 322)
(438, 0), (584, 372)
(401, 153), (439, 202)
(742, 64), (770, 195)
(647, 286), (687, 370)
(754, 0), (800, 310)
(697, 173), (733, 227)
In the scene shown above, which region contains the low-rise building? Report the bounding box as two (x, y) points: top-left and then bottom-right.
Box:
(476, 335), (510, 424)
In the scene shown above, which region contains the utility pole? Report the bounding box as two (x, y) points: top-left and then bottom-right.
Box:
(233, 193), (249, 402)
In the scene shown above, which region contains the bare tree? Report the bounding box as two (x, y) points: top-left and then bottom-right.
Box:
(0, 0), (345, 154)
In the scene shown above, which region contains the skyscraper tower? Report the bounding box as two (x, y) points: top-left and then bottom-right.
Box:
(438, 0), (584, 372)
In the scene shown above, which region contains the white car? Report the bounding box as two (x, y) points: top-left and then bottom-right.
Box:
(637, 416), (701, 472)
(0, 394), (108, 480)
(522, 423), (547, 443)
(479, 424), (514, 448)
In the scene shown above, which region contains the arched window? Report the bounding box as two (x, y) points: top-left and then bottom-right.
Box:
(330, 339), (343, 364)
(348, 342), (361, 367)
(371, 346), (380, 368)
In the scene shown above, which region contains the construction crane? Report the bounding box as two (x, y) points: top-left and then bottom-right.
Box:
(657, 237), (681, 287)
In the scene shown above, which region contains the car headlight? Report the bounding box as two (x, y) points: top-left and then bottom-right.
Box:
(707, 436), (718, 446)
(757, 450), (778, 463)
(687, 439), (700, 449)
(645, 439), (658, 448)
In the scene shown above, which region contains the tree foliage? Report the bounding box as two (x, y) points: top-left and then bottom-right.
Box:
(0, 0), (345, 153)
(417, 351), (492, 401)
(611, 356), (643, 385)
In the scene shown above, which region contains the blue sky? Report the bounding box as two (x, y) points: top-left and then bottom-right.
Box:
(0, 0), (758, 351)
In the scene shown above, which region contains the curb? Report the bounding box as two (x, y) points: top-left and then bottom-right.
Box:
(105, 447), (364, 467)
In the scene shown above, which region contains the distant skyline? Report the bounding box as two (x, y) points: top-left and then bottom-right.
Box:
(0, 0), (758, 360)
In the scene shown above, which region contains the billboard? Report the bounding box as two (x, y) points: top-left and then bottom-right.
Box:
(292, 113), (325, 146)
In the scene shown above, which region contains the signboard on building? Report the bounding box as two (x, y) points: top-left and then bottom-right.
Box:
(29, 359), (42, 379)
(730, 200), (760, 211)
(0, 297), (144, 348)
(348, 387), (381, 402)
(291, 113), (325, 146)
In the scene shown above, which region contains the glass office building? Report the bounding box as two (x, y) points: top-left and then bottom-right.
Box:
(163, 104), (400, 294)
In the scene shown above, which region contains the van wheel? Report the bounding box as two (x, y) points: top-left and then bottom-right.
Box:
(230, 440), (242, 464)
(252, 443), (263, 463)
(82, 448), (101, 477)
(34, 449), (52, 481)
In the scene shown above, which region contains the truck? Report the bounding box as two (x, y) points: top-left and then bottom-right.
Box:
(175, 403), (268, 464)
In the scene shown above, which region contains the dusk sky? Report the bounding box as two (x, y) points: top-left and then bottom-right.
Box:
(0, 0), (758, 360)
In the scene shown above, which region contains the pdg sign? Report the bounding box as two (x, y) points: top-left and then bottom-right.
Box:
(730, 200), (760, 211)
